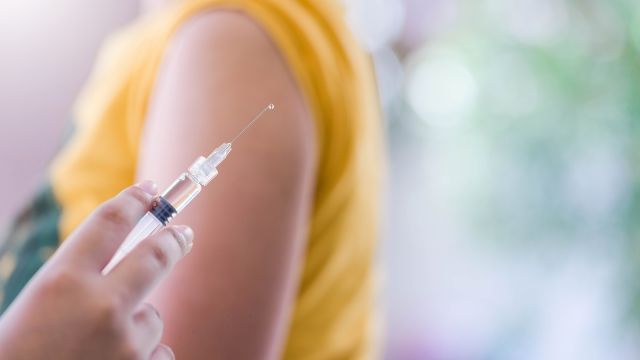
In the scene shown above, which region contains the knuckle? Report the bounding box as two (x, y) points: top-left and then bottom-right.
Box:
(95, 202), (135, 230)
(139, 303), (162, 323)
(95, 295), (124, 328)
(86, 296), (129, 346)
(147, 241), (171, 271)
(118, 342), (143, 360)
(42, 270), (81, 294)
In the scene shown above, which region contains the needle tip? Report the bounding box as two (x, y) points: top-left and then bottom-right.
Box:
(229, 103), (275, 144)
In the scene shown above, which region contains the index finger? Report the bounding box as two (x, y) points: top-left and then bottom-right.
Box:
(55, 182), (158, 270)
(106, 225), (193, 308)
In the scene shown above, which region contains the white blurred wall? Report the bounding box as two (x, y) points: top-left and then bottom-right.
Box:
(0, 1), (138, 226)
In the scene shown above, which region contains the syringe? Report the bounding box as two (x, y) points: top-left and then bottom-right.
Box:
(102, 103), (275, 275)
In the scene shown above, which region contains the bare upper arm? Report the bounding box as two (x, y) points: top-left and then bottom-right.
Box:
(137, 10), (316, 359)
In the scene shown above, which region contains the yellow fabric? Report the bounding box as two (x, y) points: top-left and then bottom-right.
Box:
(50, 0), (383, 358)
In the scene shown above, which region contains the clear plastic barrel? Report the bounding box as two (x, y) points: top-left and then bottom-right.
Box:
(162, 173), (202, 213)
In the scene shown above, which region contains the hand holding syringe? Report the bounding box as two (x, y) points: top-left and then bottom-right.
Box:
(102, 103), (275, 274)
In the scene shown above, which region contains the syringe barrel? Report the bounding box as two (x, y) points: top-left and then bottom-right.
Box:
(101, 172), (202, 275)
(161, 172), (202, 213)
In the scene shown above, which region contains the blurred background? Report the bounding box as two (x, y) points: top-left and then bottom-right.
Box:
(2, 0), (640, 359)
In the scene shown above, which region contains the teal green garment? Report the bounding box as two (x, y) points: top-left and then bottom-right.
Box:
(0, 184), (61, 313)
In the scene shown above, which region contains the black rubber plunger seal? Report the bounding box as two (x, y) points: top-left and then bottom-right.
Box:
(150, 196), (177, 225)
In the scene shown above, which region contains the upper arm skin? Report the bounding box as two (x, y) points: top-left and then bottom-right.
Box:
(137, 11), (316, 359)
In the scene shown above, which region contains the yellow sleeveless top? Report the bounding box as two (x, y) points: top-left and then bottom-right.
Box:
(16, 0), (382, 358)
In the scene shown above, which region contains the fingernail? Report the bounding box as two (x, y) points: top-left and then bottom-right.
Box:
(149, 304), (161, 319)
(174, 225), (194, 255)
(155, 344), (175, 360)
(136, 180), (157, 195)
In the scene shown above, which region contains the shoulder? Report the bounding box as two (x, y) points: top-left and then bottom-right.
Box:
(167, 9), (287, 80)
